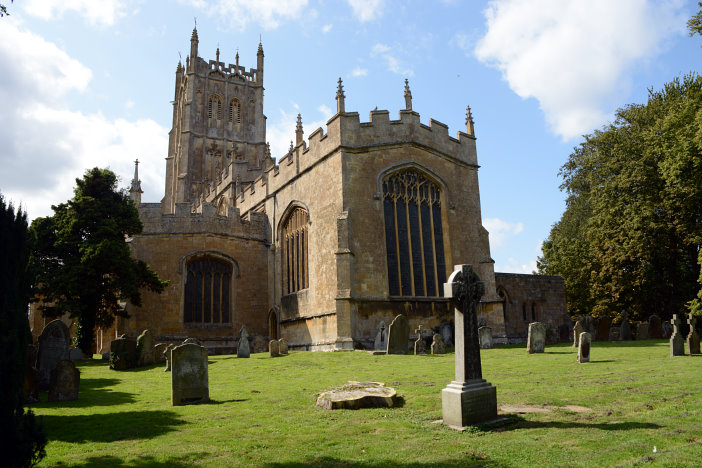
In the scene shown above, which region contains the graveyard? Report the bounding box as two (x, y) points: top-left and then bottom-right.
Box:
(28, 340), (701, 467)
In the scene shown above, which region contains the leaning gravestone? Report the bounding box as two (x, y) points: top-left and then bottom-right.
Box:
(636, 323), (649, 340)
(48, 360), (80, 401)
(163, 344), (175, 372)
(171, 343), (209, 406)
(527, 322), (546, 353)
(153, 343), (169, 363)
(577, 332), (591, 363)
(269, 340), (280, 357)
(687, 315), (700, 355)
(441, 264), (497, 428)
(431, 334), (446, 355)
(670, 314), (684, 356)
(619, 312), (633, 341)
(386, 314), (410, 355)
(478, 326), (493, 349)
(110, 336), (137, 370)
(237, 325), (250, 358)
(23, 345), (40, 403)
(37, 319), (71, 390)
(137, 329), (155, 366)
(278, 338), (289, 354)
(374, 321), (387, 351)
(648, 315), (663, 339)
(596, 316), (612, 342)
(572, 321), (584, 347)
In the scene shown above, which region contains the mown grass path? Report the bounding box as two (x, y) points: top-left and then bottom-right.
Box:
(30, 340), (701, 467)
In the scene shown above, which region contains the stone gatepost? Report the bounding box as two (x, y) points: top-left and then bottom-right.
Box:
(670, 315), (684, 356)
(441, 265), (497, 428)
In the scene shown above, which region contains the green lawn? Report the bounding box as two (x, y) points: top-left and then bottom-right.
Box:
(29, 341), (701, 467)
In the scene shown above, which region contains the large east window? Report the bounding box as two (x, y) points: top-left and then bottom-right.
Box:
(282, 207), (309, 294)
(184, 257), (232, 324)
(383, 169), (446, 297)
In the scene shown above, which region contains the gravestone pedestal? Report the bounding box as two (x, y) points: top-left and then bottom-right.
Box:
(441, 265), (497, 428)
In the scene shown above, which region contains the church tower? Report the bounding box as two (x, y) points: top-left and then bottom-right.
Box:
(162, 28), (268, 213)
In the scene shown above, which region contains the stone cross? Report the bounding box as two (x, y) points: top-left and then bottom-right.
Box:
(670, 314), (684, 356)
(414, 325), (423, 337)
(414, 325), (426, 355)
(441, 264), (497, 427)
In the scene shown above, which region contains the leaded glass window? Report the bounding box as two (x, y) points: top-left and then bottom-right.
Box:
(184, 257), (232, 323)
(282, 207), (309, 294)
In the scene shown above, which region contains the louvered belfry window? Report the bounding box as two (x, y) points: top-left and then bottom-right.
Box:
(282, 208), (309, 294)
(383, 169), (446, 297)
(184, 257), (232, 323)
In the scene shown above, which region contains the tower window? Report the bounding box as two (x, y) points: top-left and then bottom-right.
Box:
(383, 169), (446, 297)
(282, 207), (309, 294)
(184, 256), (232, 324)
(229, 99), (242, 124)
(208, 94), (222, 120)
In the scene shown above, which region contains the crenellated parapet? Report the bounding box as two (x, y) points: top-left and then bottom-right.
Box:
(197, 57), (261, 84)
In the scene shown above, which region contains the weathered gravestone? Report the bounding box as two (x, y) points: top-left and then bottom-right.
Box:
(163, 344), (175, 371)
(687, 315), (700, 355)
(183, 337), (201, 345)
(572, 321), (584, 347)
(440, 321), (454, 348)
(137, 329), (155, 366)
(414, 325), (426, 355)
(269, 340), (280, 357)
(527, 322), (546, 353)
(171, 343), (209, 406)
(619, 312), (633, 341)
(316, 381), (398, 410)
(48, 360), (80, 401)
(596, 316), (612, 342)
(478, 326), (493, 349)
(110, 336), (137, 370)
(68, 348), (84, 361)
(577, 332), (591, 363)
(237, 325), (250, 358)
(648, 315), (663, 339)
(153, 343), (169, 363)
(386, 314), (410, 355)
(670, 315), (684, 356)
(609, 326), (621, 341)
(581, 316), (596, 339)
(431, 333), (446, 355)
(441, 265), (497, 428)
(279, 338), (289, 354)
(545, 325), (559, 345)
(23, 345), (40, 403)
(374, 321), (387, 351)
(661, 322), (673, 339)
(636, 323), (649, 340)
(37, 319), (71, 389)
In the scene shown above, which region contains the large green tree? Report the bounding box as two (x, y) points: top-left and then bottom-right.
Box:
(30, 168), (167, 354)
(0, 194), (46, 467)
(538, 75), (702, 321)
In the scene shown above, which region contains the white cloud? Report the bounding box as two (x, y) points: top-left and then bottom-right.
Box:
(182, 0), (309, 30)
(474, 0), (686, 140)
(266, 108), (330, 159)
(317, 104), (333, 119)
(483, 217), (524, 248)
(347, 0), (385, 22)
(352, 67), (368, 77)
(0, 21), (166, 219)
(371, 43), (413, 77)
(496, 257), (537, 274)
(322, 24), (333, 33)
(23, 0), (127, 26)
(125, 100), (135, 109)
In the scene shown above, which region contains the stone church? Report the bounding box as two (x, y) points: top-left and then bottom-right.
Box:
(31, 29), (570, 352)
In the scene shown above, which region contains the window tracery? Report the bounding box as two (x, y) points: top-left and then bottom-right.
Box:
(184, 257), (232, 324)
(282, 207), (309, 294)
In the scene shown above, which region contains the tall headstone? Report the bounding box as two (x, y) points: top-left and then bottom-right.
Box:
(237, 325), (250, 358)
(527, 322), (546, 353)
(577, 332), (591, 363)
(572, 321), (584, 347)
(478, 326), (493, 349)
(670, 314), (684, 356)
(596, 316), (612, 342)
(413, 325), (426, 355)
(137, 329), (155, 366)
(687, 315), (700, 355)
(619, 312), (632, 341)
(441, 265), (497, 428)
(48, 360), (80, 401)
(23, 345), (40, 404)
(386, 314), (410, 355)
(278, 338), (289, 354)
(171, 343), (209, 406)
(269, 340), (280, 357)
(648, 315), (663, 339)
(374, 321), (387, 351)
(431, 334), (446, 355)
(636, 323), (649, 340)
(37, 319), (71, 390)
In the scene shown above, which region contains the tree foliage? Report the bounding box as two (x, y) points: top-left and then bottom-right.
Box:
(689, 2), (702, 40)
(30, 168), (168, 353)
(0, 1), (13, 18)
(0, 194), (47, 467)
(538, 75), (702, 321)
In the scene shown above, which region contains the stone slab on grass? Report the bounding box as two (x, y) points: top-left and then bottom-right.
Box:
(316, 381), (398, 410)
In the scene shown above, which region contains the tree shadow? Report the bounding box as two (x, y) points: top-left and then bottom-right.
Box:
(28, 378), (136, 407)
(41, 410), (186, 442)
(477, 415), (661, 433)
(65, 453), (208, 467)
(264, 456), (505, 468)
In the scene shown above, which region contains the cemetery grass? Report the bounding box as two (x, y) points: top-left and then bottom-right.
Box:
(29, 341), (701, 467)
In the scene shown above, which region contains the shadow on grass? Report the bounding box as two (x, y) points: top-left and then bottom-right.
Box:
(264, 456), (505, 468)
(479, 415), (661, 432)
(41, 410), (186, 442)
(29, 378), (136, 408)
(65, 453), (208, 467)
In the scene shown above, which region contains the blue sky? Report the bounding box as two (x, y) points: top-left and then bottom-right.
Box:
(1, 0), (700, 273)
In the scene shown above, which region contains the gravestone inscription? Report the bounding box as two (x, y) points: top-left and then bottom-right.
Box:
(37, 319), (71, 390)
(478, 326), (493, 349)
(386, 314), (410, 355)
(171, 343), (209, 406)
(527, 322), (546, 354)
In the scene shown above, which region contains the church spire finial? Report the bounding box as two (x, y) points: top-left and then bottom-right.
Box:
(190, 23), (199, 64)
(235, 48), (239, 68)
(295, 114), (304, 146)
(129, 158), (143, 204)
(216, 44), (220, 63)
(404, 79), (412, 111)
(465, 105), (475, 137)
(336, 78), (346, 114)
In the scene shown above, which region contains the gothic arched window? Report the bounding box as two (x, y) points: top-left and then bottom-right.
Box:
(383, 169), (446, 297)
(282, 207), (309, 294)
(208, 94), (222, 120)
(184, 256), (232, 324)
(229, 98), (241, 124)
